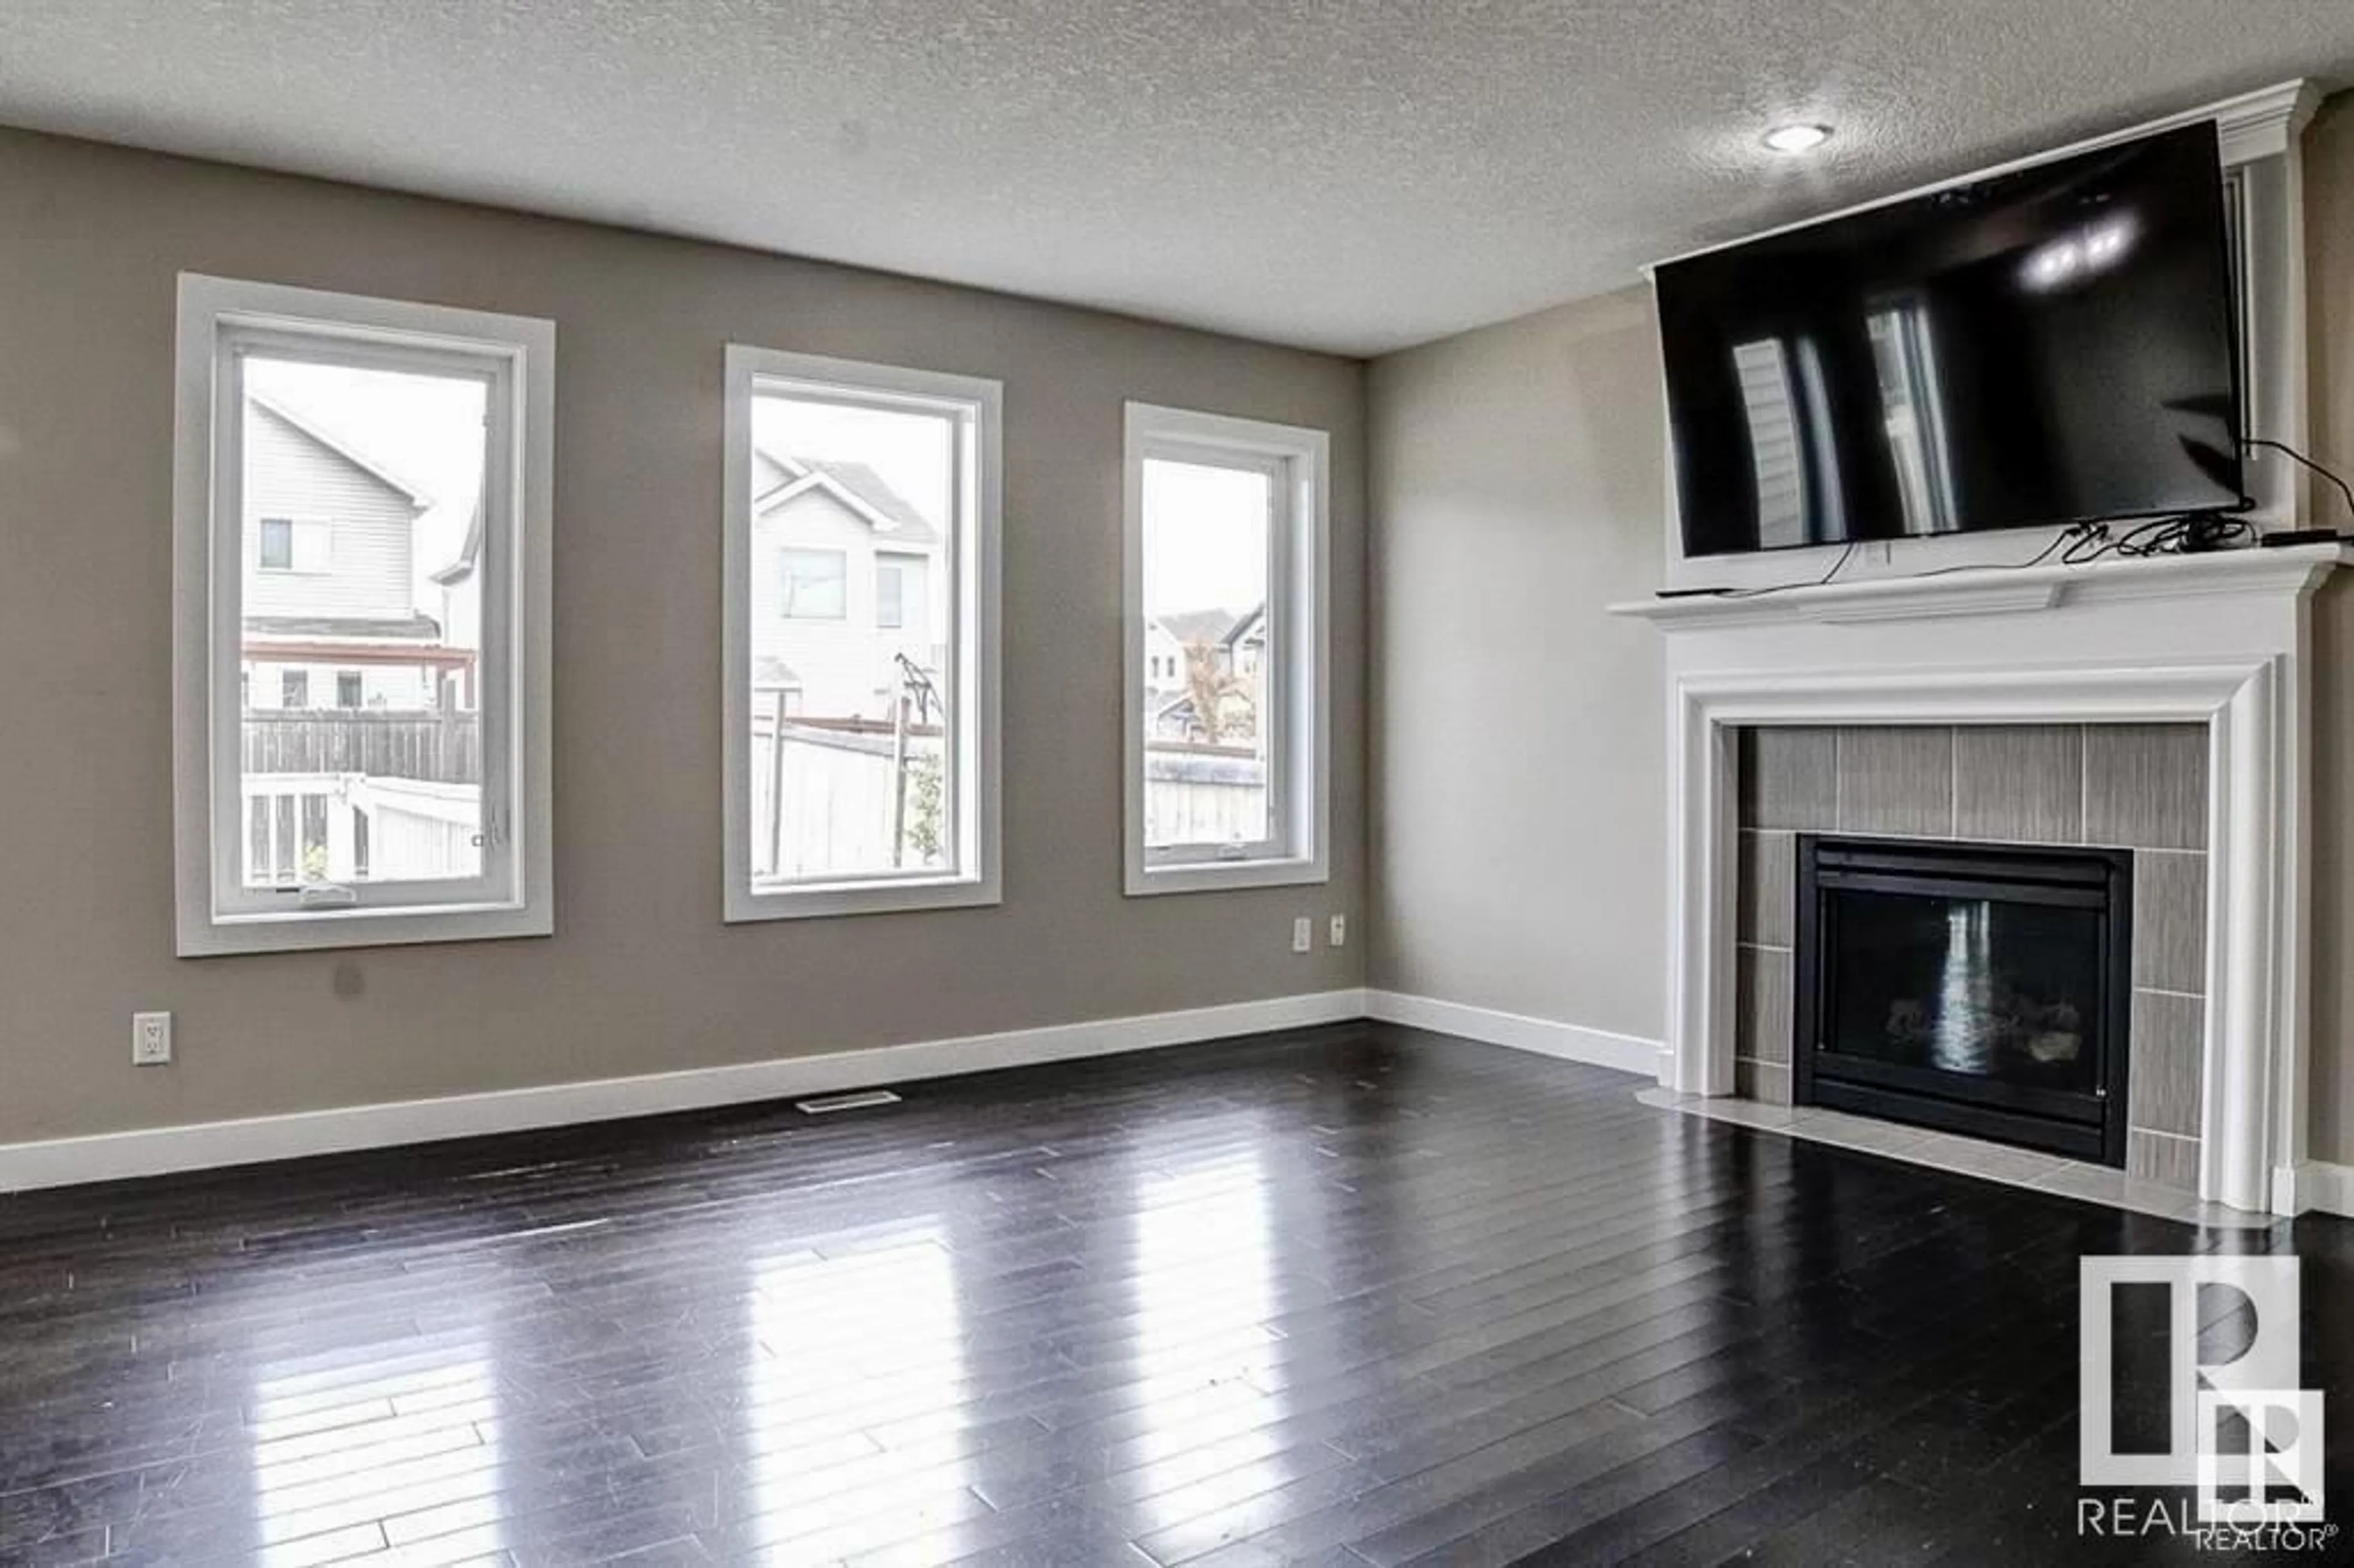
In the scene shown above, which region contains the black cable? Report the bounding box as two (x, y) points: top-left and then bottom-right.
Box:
(2241, 436), (2354, 522)
(1710, 541), (1858, 600)
(1682, 506), (2255, 604)
(1889, 521), (2098, 579)
(2065, 514), (2253, 566)
(1675, 438), (2345, 604)
(1816, 541), (1857, 587)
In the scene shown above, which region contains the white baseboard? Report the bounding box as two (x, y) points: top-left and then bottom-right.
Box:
(0, 988), (1369, 1193)
(1364, 989), (1666, 1078)
(2287, 1159), (2354, 1218)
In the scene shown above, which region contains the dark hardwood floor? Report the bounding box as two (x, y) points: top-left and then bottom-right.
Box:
(2, 1022), (2348, 1567)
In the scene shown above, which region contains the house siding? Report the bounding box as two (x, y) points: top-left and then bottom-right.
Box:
(243, 401), (421, 623)
(751, 487), (944, 719)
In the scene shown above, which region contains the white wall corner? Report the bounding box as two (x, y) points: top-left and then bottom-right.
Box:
(1364, 989), (1667, 1078)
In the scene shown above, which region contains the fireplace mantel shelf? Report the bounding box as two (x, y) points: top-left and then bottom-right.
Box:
(1610, 542), (2348, 631)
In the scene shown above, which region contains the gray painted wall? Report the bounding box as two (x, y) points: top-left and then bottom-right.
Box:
(1366, 287), (1667, 1041)
(1368, 97), (2354, 1166)
(0, 127), (1366, 1145)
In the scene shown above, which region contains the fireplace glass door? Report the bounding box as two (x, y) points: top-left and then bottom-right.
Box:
(1795, 837), (2133, 1165)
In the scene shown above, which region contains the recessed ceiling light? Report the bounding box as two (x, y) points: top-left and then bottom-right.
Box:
(1763, 123), (1834, 156)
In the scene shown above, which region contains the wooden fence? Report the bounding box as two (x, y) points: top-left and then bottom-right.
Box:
(241, 709), (481, 785)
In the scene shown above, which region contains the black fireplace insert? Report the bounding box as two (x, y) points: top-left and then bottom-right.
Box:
(1794, 835), (2132, 1165)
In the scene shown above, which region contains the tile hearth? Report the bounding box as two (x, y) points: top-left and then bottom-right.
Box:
(1634, 1087), (2271, 1229)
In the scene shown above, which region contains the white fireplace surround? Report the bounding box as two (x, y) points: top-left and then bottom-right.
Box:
(1615, 544), (2347, 1214)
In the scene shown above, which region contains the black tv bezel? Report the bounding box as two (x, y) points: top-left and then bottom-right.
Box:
(1659, 121), (2250, 560)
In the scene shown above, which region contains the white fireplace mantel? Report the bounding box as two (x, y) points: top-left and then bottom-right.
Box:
(1611, 543), (2348, 1213)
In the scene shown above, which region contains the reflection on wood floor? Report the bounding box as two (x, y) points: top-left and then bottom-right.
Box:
(0, 1021), (2344, 1565)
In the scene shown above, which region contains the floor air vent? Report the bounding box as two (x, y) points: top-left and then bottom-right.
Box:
(794, 1089), (904, 1115)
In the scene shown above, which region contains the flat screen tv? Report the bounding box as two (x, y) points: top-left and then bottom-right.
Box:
(1656, 121), (2244, 558)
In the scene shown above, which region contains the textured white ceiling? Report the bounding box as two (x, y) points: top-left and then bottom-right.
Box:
(3, 2), (2352, 355)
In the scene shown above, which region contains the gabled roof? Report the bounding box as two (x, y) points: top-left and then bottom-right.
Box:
(248, 390), (434, 511)
(1222, 602), (1267, 648)
(752, 447), (941, 547)
(1152, 608), (1241, 648)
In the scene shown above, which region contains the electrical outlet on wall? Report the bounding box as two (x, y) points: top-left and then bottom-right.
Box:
(132, 1011), (172, 1066)
(1291, 917), (1313, 954)
(1330, 915), (1347, 948)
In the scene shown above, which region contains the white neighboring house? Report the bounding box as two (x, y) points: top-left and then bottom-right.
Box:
(749, 447), (945, 720)
(1145, 604), (1264, 742)
(241, 391), (459, 710)
(237, 391), (481, 889)
(1143, 617), (1192, 699)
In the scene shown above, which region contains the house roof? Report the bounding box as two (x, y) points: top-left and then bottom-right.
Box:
(752, 447), (942, 547)
(245, 612), (444, 641)
(247, 390), (435, 511)
(1222, 602), (1267, 647)
(1152, 608), (1241, 648)
(752, 655), (803, 691)
(429, 497), (484, 587)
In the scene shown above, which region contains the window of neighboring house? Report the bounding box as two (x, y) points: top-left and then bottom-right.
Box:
(778, 547), (848, 619)
(173, 274), (554, 956)
(258, 517), (294, 571)
(256, 516), (332, 573)
(723, 346), (1001, 920)
(1123, 403), (1328, 895)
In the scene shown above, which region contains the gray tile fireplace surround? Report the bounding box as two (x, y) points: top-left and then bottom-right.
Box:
(1734, 722), (2207, 1193)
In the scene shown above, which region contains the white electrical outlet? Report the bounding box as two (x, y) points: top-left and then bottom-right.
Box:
(132, 1011), (173, 1067)
(1291, 916), (1313, 954)
(1330, 915), (1347, 948)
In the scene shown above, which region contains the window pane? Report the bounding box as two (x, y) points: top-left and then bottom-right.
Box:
(258, 517), (294, 570)
(1140, 456), (1272, 851)
(238, 355), (487, 888)
(747, 387), (958, 883)
(777, 547), (847, 619)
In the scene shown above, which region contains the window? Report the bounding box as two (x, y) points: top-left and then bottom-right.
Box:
(173, 274), (554, 956)
(778, 547), (847, 619)
(256, 516), (332, 574)
(258, 517), (294, 571)
(723, 347), (1000, 921)
(1123, 403), (1328, 895)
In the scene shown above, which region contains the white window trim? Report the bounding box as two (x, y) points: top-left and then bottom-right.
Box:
(722, 346), (1002, 922)
(1122, 402), (1330, 897)
(173, 273), (555, 956)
